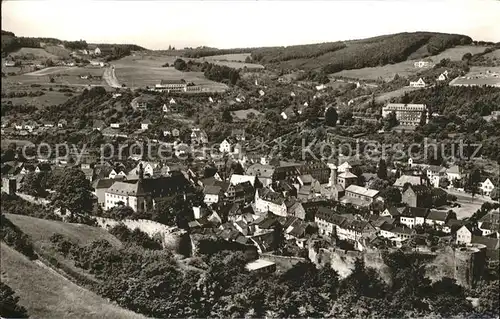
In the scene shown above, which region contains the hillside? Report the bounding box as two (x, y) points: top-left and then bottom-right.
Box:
(4, 213), (122, 247)
(1, 243), (145, 319)
(1, 30), (146, 58)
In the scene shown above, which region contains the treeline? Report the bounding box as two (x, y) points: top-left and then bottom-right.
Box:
(46, 232), (499, 318)
(0, 214), (37, 260)
(173, 58), (241, 85)
(252, 41), (346, 63)
(182, 46), (255, 58)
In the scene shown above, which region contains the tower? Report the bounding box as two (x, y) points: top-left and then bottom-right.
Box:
(328, 165), (338, 187)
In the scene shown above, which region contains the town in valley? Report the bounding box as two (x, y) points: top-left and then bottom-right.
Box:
(1, 1), (500, 318)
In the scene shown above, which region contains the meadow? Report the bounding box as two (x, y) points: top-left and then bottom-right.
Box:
(112, 54), (228, 91)
(332, 45), (492, 81)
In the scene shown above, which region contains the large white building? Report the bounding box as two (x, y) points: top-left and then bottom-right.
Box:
(155, 79), (188, 92)
(382, 103), (427, 126)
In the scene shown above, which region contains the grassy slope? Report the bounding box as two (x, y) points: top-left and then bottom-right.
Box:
(1, 243), (145, 319)
(8, 47), (59, 59)
(333, 45), (491, 81)
(5, 213), (122, 247)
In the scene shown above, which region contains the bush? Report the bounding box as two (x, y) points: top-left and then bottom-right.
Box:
(108, 224), (162, 250)
(0, 282), (29, 318)
(0, 214), (37, 259)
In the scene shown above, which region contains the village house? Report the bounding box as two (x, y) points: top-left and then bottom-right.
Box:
(382, 103), (427, 126)
(399, 207), (430, 228)
(480, 178), (495, 197)
(426, 165), (447, 188)
(409, 78), (427, 88)
(437, 70), (449, 81)
(402, 185), (432, 208)
(414, 60), (432, 68)
(340, 185), (379, 209)
(456, 224), (481, 245)
(191, 128), (208, 145)
(425, 210), (452, 227)
(131, 96), (154, 109)
(162, 104), (170, 113)
(336, 167), (358, 189)
(446, 165), (462, 182)
(220, 137), (239, 154)
(337, 220), (377, 245)
(315, 207), (343, 237)
(141, 119), (152, 130)
(246, 163), (274, 187)
(394, 174), (426, 189)
(255, 187), (287, 216)
(379, 224), (416, 246)
(204, 185), (222, 204)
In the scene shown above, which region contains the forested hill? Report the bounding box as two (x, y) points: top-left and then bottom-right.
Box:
(1, 30), (146, 57)
(181, 32), (479, 73)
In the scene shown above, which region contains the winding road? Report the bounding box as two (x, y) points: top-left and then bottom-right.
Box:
(103, 65), (121, 88)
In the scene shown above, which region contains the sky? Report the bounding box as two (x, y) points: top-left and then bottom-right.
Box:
(2, 0), (499, 50)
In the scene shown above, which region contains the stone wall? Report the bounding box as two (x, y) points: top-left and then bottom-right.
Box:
(260, 253), (307, 271)
(309, 239), (487, 288)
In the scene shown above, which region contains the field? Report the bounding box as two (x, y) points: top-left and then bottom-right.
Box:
(196, 55), (264, 70)
(8, 47), (59, 60)
(484, 48), (500, 59)
(449, 66), (500, 87)
(332, 45), (492, 81)
(231, 108), (263, 120)
(112, 54), (228, 91)
(201, 53), (251, 62)
(1, 243), (145, 319)
(43, 45), (72, 58)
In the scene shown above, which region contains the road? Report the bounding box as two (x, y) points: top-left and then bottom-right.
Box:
(103, 65), (121, 88)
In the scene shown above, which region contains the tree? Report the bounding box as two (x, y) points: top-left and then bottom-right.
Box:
(439, 177), (450, 188)
(222, 109), (233, 123)
(45, 58), (54, 67)
(465, 168), (481, 198)
(325, 107), (338, 127)
(51, 168), (94, 214)
(490, 187), (499, 201)
(377, 159), (387, 180)
(383, 111), (399, 130)
(462, 52), (472, 62)
(173, 58), (187, 71)
(380, 186), (402, 204)
(0, 282), (29, 318)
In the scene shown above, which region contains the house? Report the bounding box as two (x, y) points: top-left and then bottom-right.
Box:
(446, 165), (462, 182)
(316, 84), (327, 91)
(280, 108), (295, 120)
(379, 224), (416, 244)
(245, 259), (276, 273)
(162, 104), (169, 113)
(426, 165), (447, 187)
(285, 198), (306, 220)
(402, 185), (432, 208)
(315, 207), (344, 237)
(4, 61), (16, 67)
(131, 96), (153, 109)
(437, 72), (448, 81)
(172, 128), (180, 137)
(259, 90), (265, 97)
(380, 206), (402, 222)
(414, 60), (431, 68)
(220, 137), (238, 154)
(337, 220), (377, 245)
(478, 210), (499, 237)
(141, 119), (152, 130)
(471, 236), (500, 260)
(204, 185), (222, 204)
(409, 78), (426, 88)
(336, 167), (358, 189)
(340, 185), (379, 209)
(191, 128), (208, 145)
(94, 47), (101, 55)
(110, 122), (121, 129)
(399, 207), (430, 228)
(382, 103), (427, 126)
(394, 175), (425, 189)
(255, 187), (287, 216)
(246, 164), (274, 187)
(231, 129), (246, 141)
(169, 98), (176, 104)
(425, 210), (451, 227)
(229, 174), (257, 187)
(456, 224), (481, 244)
(92, 178), (115, 208)
(480, 178), (495, 196)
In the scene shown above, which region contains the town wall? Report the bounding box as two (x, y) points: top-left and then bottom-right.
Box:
(309, 240), (487, 288)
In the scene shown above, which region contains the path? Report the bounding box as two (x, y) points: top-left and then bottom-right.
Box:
(103, 65), (121, 88)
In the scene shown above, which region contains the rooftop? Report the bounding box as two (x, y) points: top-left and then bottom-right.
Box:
(245, 259), (276, 271)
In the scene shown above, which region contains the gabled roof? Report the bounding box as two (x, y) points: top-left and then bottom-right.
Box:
(426, 210), (449, 222)
(401, 207), (430, 218)
(345, 185), (379, 198)
(394, 175), (423, 188)
(204, 185), (222, 195)
(106, 180), (146, 196)
(338, 171), (357, 179)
